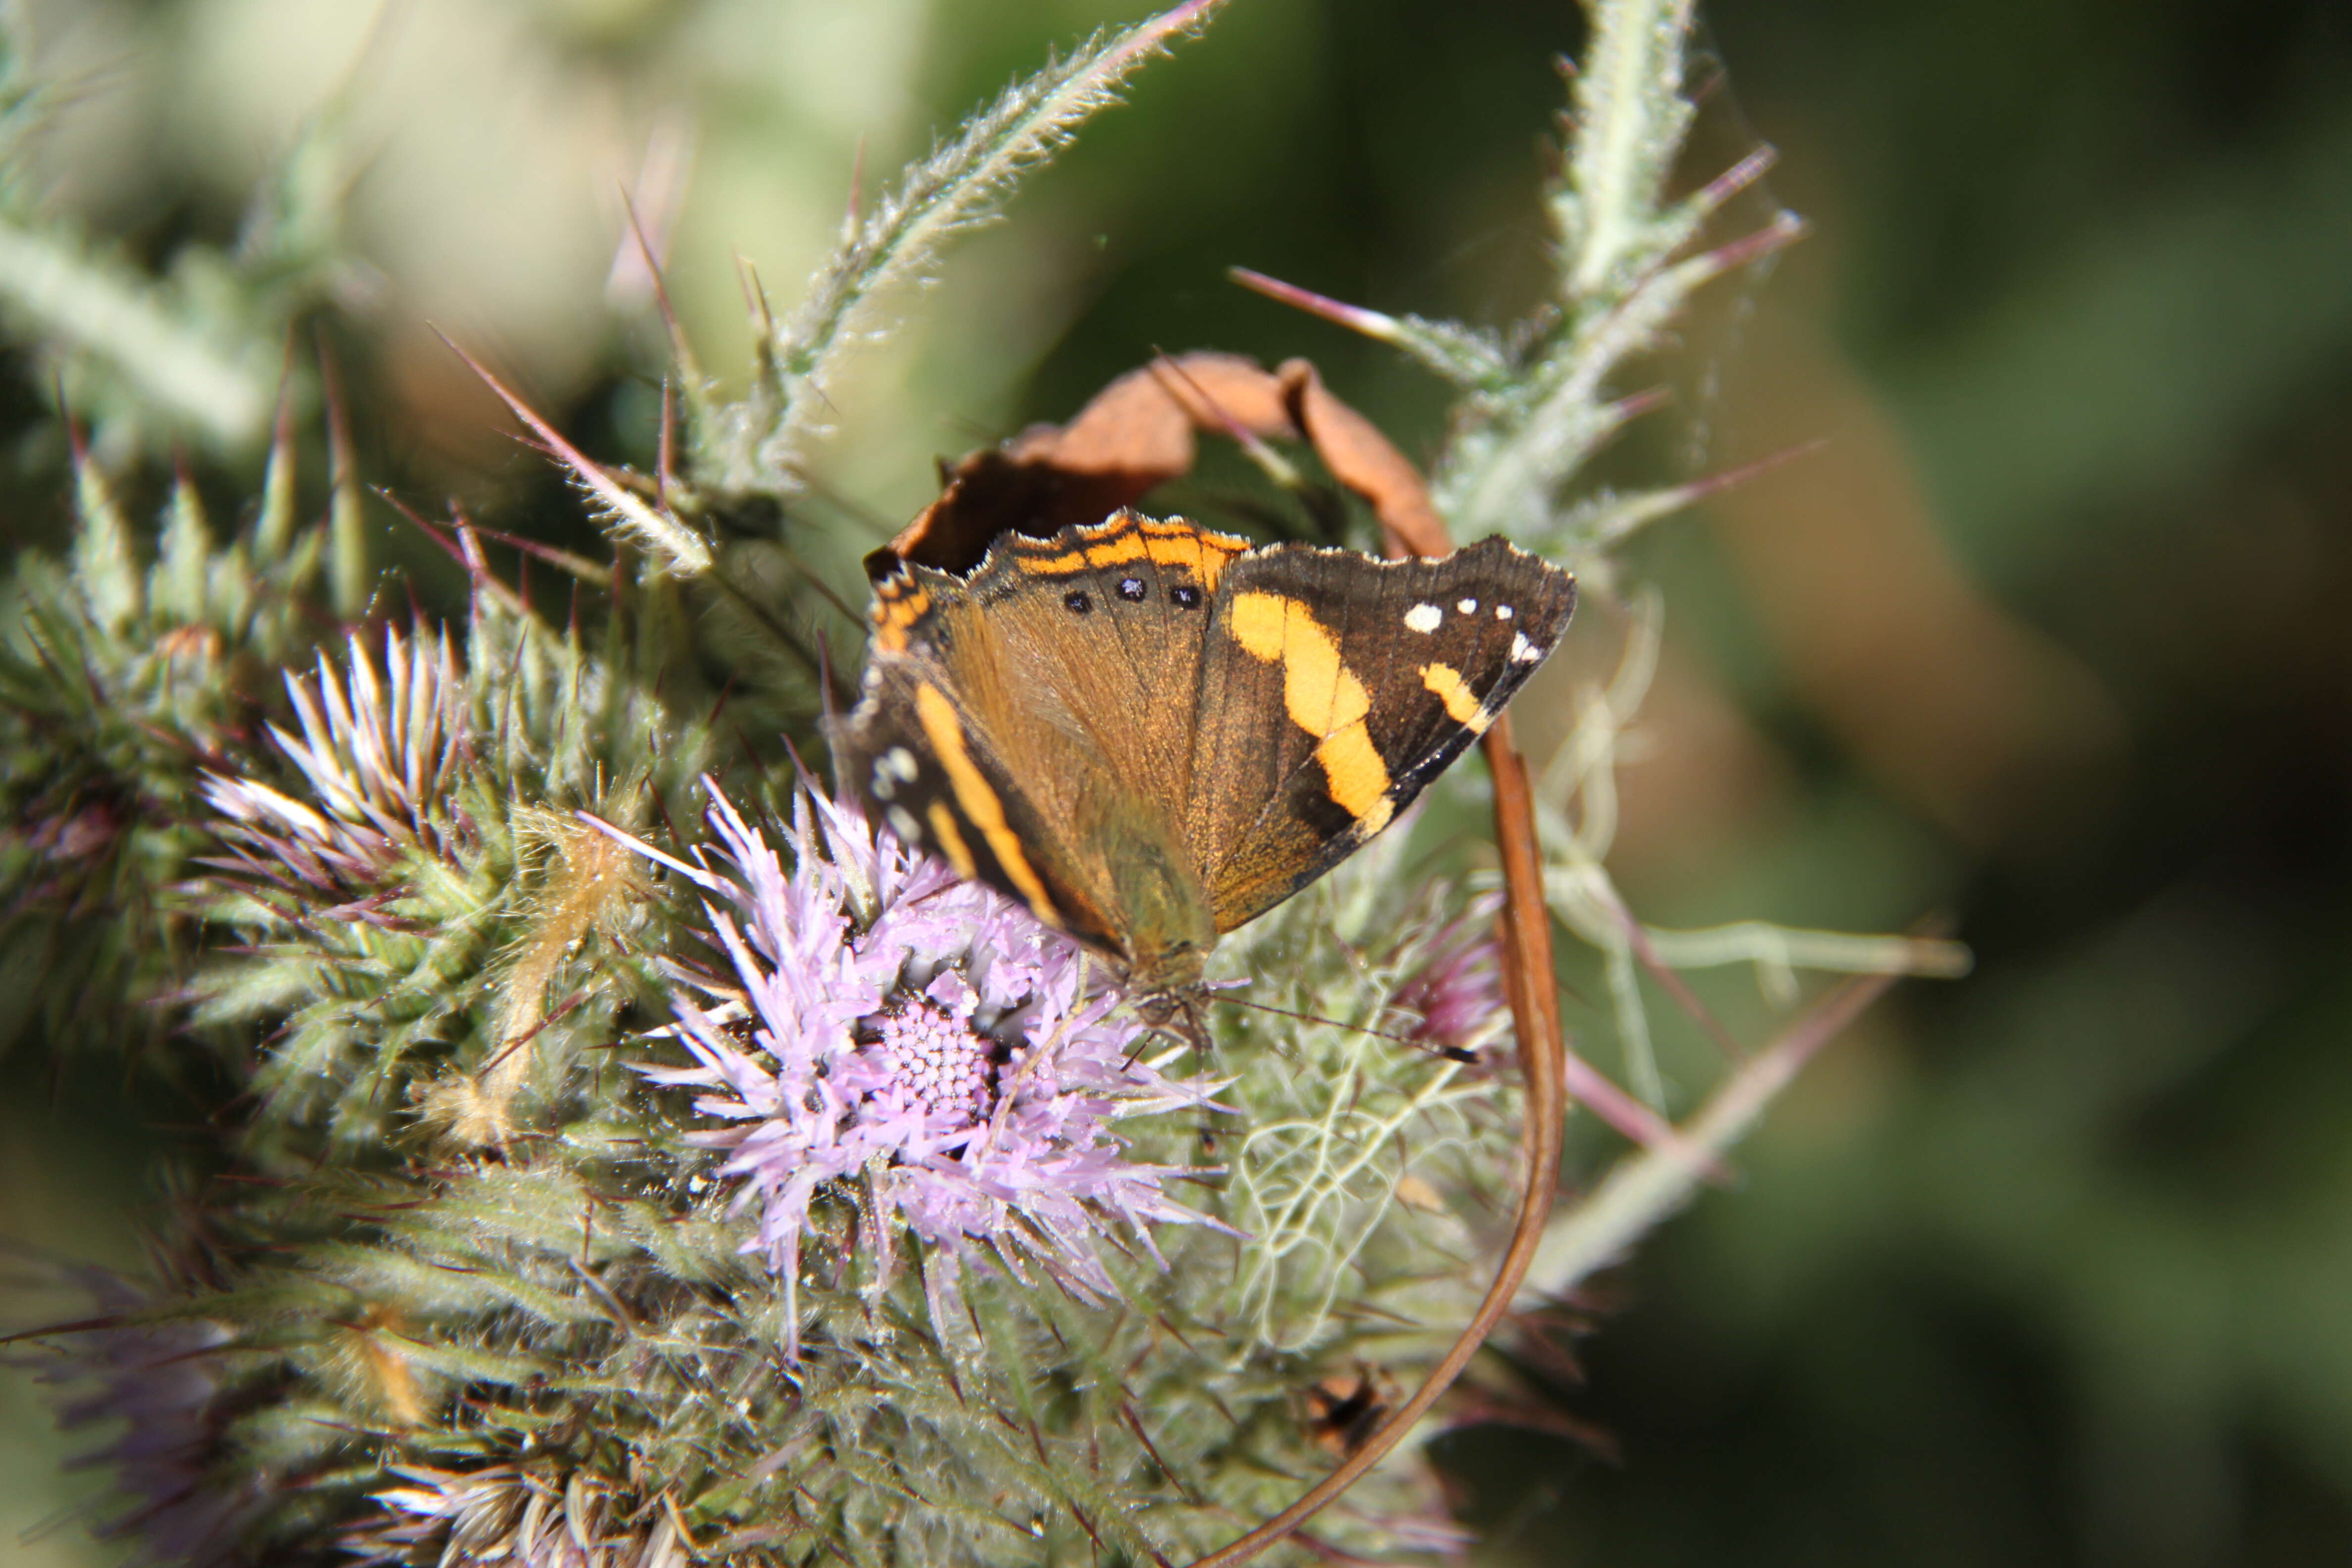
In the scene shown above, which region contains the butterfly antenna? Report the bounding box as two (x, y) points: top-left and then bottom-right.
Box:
(1215, 995), (1477, 1063)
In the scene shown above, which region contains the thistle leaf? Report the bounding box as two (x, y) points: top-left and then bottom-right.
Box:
(1555, 0), (1700, 303)
(700, 0), (1228, 496)
(0, 217), (275, 449)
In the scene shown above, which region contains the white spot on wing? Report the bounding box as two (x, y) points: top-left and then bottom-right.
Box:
(1495, 603), (1514, 621)
(886, 805), (921, 844)
(1404, 602), (1442, 634)
(1457, 597), (1478, 614)
(870, 769), (895, 800)
(1510, 631), (1540, 663)
(883, 746), (919, 783)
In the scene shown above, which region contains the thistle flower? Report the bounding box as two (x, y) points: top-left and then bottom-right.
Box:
(18, 800), (123, 863)
(14, 1269), (255, 1568)
(1392, 903), (1510, 1057)
(198, 624), (462, 897)
(342, 1465), (686, 1568)
(605, 784), (1224, 1355)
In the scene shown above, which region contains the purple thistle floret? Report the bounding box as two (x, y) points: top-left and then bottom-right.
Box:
(13, 1269), (256, 1568)
(343, 1465), (683, 1568)
(198, 626), (462, 900)
(1394, 904), (1510, 1056)
(601, 783), (1224, 1353)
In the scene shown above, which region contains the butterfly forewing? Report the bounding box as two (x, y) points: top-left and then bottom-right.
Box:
(839, 512), (1250, 983)
(1188, 538), (1575, 933)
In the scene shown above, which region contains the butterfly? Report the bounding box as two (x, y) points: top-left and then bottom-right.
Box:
(834, 509), (1575, 1036)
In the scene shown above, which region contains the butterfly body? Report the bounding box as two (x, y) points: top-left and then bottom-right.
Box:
(836, 511), (1574, 1017)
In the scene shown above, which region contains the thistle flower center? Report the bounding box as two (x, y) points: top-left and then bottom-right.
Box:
(870, 998), (995, 1125)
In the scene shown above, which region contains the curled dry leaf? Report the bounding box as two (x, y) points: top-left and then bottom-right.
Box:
(869, 351), (1448, 579)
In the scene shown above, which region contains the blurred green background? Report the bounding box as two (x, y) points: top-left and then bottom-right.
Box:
(3, 0), (2350, 1564)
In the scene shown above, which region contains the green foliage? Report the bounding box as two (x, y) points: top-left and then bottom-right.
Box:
(187, 605), (708, 1153)
(0, 32), (351, 460)
(691, 0), (1229, 504)
(0, 433), (332, 1054)
(1429, 0), (1803, 562)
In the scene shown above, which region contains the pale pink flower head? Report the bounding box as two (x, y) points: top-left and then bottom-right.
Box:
(342, 1465), (682, 1568)
(604, 783), (1224, 1354)
(199, 626), (463, 901)
(1393, 903), (1509, 1058)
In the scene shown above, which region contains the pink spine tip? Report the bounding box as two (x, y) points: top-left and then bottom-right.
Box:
(1228, 267), (1401, 343)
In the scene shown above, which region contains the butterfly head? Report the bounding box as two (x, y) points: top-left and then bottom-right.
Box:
(1133, 985), (1213, 1057)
